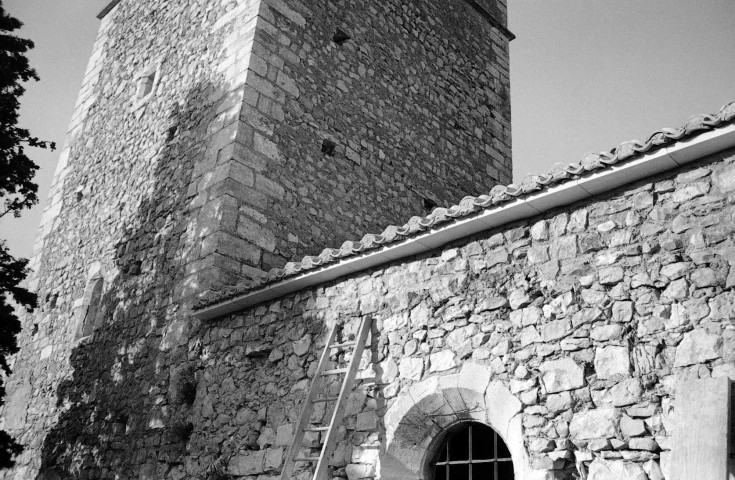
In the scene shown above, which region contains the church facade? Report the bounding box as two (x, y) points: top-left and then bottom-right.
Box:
(2, 0), (734, 479)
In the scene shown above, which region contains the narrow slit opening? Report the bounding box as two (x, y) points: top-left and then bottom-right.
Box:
(322, 139), (336, 156)
(332, 28), (351, 45)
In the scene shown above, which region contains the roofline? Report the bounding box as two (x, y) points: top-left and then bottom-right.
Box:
(464, 0), (515, 41)
(97, 0), (122, 20)
(96, 0), (514, 39)
(193, 124), (735, 321)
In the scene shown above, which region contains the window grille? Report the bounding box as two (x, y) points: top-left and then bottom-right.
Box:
(432, 422), (514, 480)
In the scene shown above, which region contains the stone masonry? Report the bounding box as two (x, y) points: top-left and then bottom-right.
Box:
(4, 136), (732, 479)
(1, 0), (513, 478)
(181, 147), (735, 480)
(3, 0), (734, 478)
(196, 0), (513, 290)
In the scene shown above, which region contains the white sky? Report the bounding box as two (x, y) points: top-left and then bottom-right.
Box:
(1, 0), (734, 260)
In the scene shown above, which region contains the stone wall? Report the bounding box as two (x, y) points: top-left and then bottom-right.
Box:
(197, 0), (513, 289)
(182, 147), (735, 480)
(3, 0), (252, 476)
(2, 105), (732, 479)
(0, 0), (512, 478)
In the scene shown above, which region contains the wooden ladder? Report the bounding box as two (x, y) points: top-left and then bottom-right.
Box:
(280, 316), (373, 480)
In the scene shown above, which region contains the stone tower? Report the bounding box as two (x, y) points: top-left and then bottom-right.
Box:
(1, 0), (512, 478)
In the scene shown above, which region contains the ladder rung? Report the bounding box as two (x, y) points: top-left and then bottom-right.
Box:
(294, 456), (321, 462)
(280, 317), (373, 480)
(359, 378), (386, 387)
(304, 426), (330, 432)
(313, 396), (339, 403)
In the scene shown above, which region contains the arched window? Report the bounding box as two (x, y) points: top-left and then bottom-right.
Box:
(431, 422), (514, 480)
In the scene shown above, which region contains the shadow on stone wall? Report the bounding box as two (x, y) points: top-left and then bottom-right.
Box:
(33, 79), (220, 480)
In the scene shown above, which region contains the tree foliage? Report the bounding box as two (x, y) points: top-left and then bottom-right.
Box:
(0, 242), (28, 469)
(0, 2), (54, 219)
(0, 0), (54, 469)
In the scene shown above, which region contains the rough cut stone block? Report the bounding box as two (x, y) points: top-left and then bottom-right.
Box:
(519, 326), (542, 347)
(546, 391), (573, 413)
(645, 460), (665, 480)
(620, 415), (646, 437)
(509, 288), (532, 310)
(540, 318), (571, 342)
(588, 458), (647, 480)
(527, 245), (550, 264)
(572, 307), (603, 327)
(660, 262), (690, 280)
(590, 324), (623, 342)
(691, 267), (719, 288)
(610, 378), (642, 406)
(160, 318), (190, 351)
(228, 450), (265, 476)
(263, 447), (283, 470)
(530, 220), (548, 240)
(599, 266), (624, 285)
(611, 301), (633, 323)
(276, 424), (293, 446)
(476, 296), (509, 312)
(594, 345), (630, 379)
(713, 163), (735, 192)
(539, 358), (585, 393)
(628, 437), (658, 451)
(351, 445), (379, 464)
(3, 381), (31, 431)
(291, 334), (311, 356)
(485, 381), (522, 437)
(355, 411), (377, 431)
(674, 328), (721, 367)
(707, 292), (735, 320)
(346, 462), (375, 480)
(569, 408), (618, 440)
(429, 350), (459, 372)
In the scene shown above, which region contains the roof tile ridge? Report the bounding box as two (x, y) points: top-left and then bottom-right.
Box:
(194, 100), (735, 310)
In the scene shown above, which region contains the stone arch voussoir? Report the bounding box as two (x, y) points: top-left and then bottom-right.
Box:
(379, 362), (546, 480)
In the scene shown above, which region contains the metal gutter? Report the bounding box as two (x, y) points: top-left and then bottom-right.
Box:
(97, 0), (122, 20)
(193, 124), (735, 321)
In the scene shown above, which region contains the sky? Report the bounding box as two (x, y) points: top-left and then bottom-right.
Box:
(1, 0), (734, 261)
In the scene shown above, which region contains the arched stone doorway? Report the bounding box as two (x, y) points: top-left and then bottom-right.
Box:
(378, 362), (547, 480)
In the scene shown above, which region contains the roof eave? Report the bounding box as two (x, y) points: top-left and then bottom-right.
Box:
(97, 0), (122, 20)
(193, 124), (735, 321)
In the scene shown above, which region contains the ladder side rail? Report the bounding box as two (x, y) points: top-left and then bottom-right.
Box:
(312, 316), (373, 480)
(280, 323), (339, 480)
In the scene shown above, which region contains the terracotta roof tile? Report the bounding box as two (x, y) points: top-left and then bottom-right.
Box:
(194, 101), (735, 309)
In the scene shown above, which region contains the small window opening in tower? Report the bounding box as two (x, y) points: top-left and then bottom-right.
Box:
(166, 125), (178, 142)
(431, 422), (514, 480)
(139, 71), (157, 98)
(423, 198), (438, 212)
(321, 139), (336, 156)
(332, 28), (351, 45)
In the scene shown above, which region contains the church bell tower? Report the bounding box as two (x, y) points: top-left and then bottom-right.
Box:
(1, 0), (513, 477)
